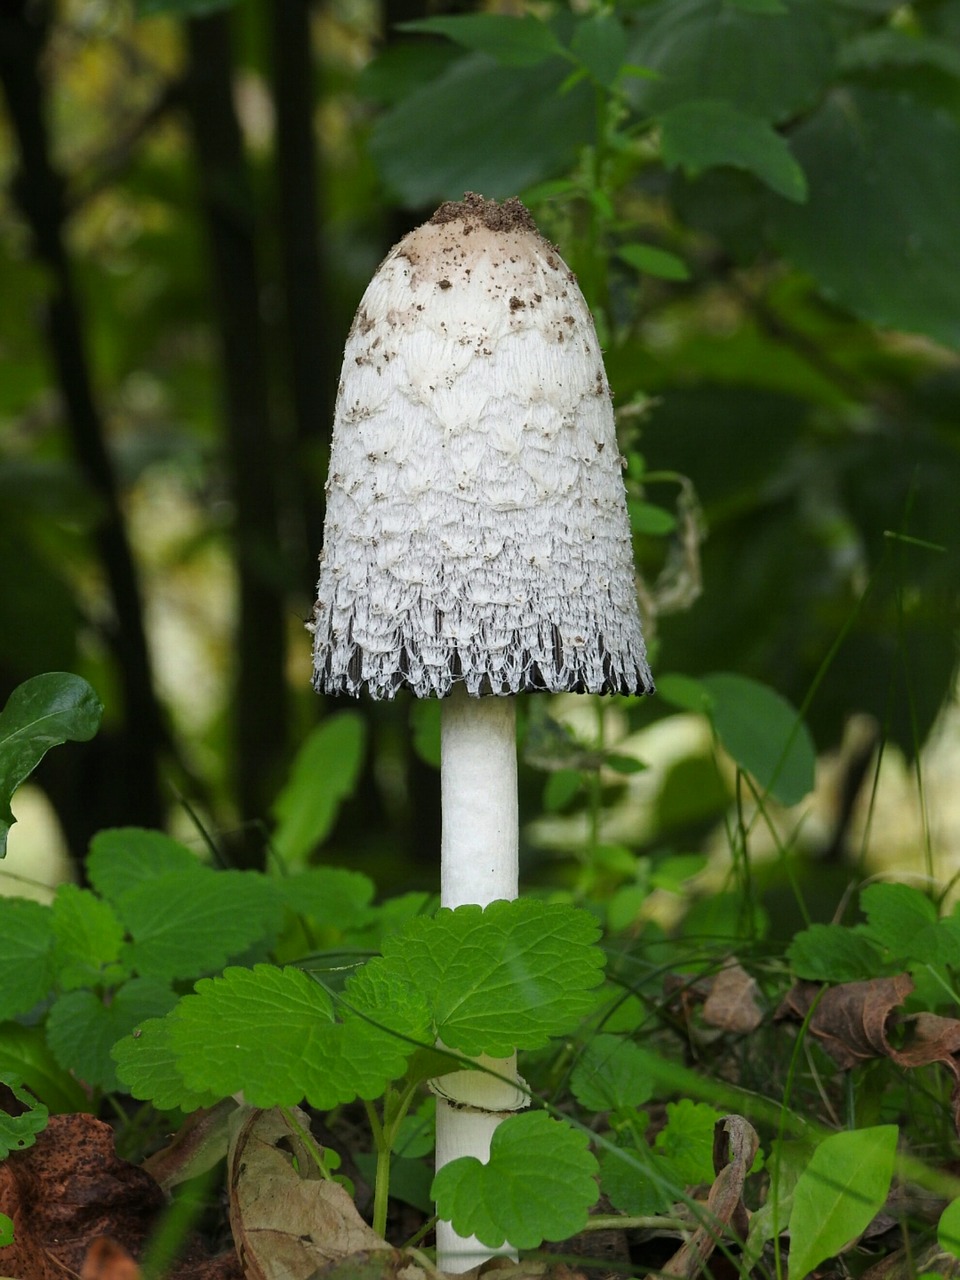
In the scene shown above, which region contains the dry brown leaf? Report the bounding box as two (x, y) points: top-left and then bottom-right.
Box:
(702, 962), (764, 1035)
(775, 975), (914, 1068)
(228, 1106), (394, 1280)
(81, 1237), (142, 1280)
(661, 1115), (758, 1279)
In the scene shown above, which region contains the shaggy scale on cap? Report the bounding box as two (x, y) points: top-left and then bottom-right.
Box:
(310, 193), (654, 700)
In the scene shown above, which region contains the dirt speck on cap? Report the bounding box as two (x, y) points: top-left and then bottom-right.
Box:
(431, 192), (538, 235)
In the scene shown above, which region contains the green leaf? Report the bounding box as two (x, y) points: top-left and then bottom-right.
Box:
(46, 978), (177, 1093)
(369, 54), (593, 208)
(396, 14), (563, 68)
(542, 768), (583, 812)
(939, 1198), (960, 1258)
(134, 0), (234, 15)
(0, 1023), (87, 1113)
(0, 898), (56, 1019)
(701, 672), (816, 805)
(570, 14), (628, 88)
(0, 1213), (12, 1246)
(787, 924), (886, 982)
(112, 1017), (221, 1113)
(379, 899), (605, 1057)
(654, 1099), (723, 1185)
(658, 100), (807, 201)
(432, 1110), (599, 1248)
(87, 827), (201, 903)
(50, 884), (125, 990)
(0, 673), (102, 857)
(654, 673), (713, 714)
(630, 0), (835, 122)
(271, 714), (366, 865)
(788, 1126), (898, 1279)
(0, 1075), (48, 1159)
(275, 867), (375, 932)
(358, 44), (463, 107)
(600, 1139), (678, 1215)
(118, 869), (285, 982)
(570, 1033), (654, 1112)
(860, 883), (938, 960)
(768, 88), (960, 348)
(618, 243), (691, 281)
(838, 30), (960, 78)
(628, 498), (678, 534)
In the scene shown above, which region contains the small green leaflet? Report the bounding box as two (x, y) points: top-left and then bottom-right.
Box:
(46, 978), (177, 1093)
(432, 1111), (599, 1248)
(654, 1099), (724, 1185)
(0, 1212), (12, 1246)
(0, 1075), (48, 1159)
(0, 673), (102, 858)
(0, 1023), (87, 1115)
(786, 924), (886, 982)
(271, 714), (366, 865)
(396, 15), (563, 69)
(939, 1198), (960, 1258)
(599, 1139), (680, 1216)
(860, 882), (937, 958)
(619, 243), (690, 281)
(570, 14), (628, 89)
(87, 827), (201, 902)
(658, 100), (807, 202)
(379, 899), (605, 1057)
(570, 1033), (653, 1112)
(274, 866), (375, 933)
(50, 884), (125, 991)
(0, 898), (57, 1020)
(787, 1125), (898, 1279)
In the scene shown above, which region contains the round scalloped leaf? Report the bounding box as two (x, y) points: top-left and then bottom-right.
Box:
(432, 1110), (599, 1248)
(87, 828), (202, 904)
(570, 1033), (654, 1112)
(50, 884), (125, 990)
(768, 88), (960, 348)
(112, 1016), (221, 1113)
(166, 965), (419, 1110)
(0, 898), (56, 1020)
(380, 899), (605, 1057)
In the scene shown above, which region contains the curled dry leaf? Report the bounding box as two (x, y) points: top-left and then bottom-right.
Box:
(775, 975), (915, 1068)
(661, 1115), (759, 1279)
(702, 962), (764, 1035)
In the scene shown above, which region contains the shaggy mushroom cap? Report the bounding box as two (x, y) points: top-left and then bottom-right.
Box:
(311, 193), (654, 700)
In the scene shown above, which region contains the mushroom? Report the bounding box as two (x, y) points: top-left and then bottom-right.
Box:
(310, 192), (653, 1270)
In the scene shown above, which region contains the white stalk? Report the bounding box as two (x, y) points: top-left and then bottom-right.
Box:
(435, 686), (524, 1272)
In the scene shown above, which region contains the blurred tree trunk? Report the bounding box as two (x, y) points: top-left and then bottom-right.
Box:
(0, 0), (165, 845)
(185, 13), (287, 865)
(268, 0), (334, 579)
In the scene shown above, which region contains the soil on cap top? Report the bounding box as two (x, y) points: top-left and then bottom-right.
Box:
(431, 191), (537, 234)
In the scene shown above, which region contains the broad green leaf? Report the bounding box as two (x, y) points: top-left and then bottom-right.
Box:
(838, 30), (960, 78)
(0, 1023), (86, 1113)
(0, 673), (102, 857)
(112, 1016), (221, 1113)
(432, 1111), (599, 1248)
(379, 899), (605, 1057)
(0, 1213), (11, 1246)
(787, 924), (886, 982)
(542, 768), (582, 812)
(768, 88), (960, 348)
(788, 1126), (898, 1279)
(271, 714), (366, 865)
(87, 827), (201, 904)
(50, 884), (125, 990)
(658, 100), (807, 201)
(396, 15), (562, 68)
(630, 0), (835, 122)
(618, 243), (690, 281)
(0, 1075), (48, 1159)
(653, 672), (713, 714)
(275, 867), (375, 931)
(369, 54), (593, 207)
(570, 1033), (654, 1112)
(0, 898), (56, 1019)
(654, 1100), (724, 1185)
(46, 978), (177, 1093)
(570, 14), (628, 88)
(860, 883), (938, 960)
(358, 43), (463, 107)
(163, 965), (418, 1110)
(118, 869), (285, 981)
(701, 672), (816, 805)
(600, 1140), (678, 1216)
(628, 499), (677, 535)
(939, 1198), (960, 1257)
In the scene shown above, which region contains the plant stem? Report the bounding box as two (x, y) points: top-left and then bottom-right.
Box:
(435, 687), (523, 1272)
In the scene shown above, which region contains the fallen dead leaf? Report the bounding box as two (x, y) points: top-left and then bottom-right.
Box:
(702, 962), (764, 1035)
(81, 1237), (142, 1280)
(144, 1099), (239, 1192)
(775, 975), (915, 1068)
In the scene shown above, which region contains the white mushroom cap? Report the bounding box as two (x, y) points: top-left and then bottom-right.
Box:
(311, 194), (653, 701)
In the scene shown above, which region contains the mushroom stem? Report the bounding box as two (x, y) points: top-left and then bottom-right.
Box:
(435, 686), (522, 1271)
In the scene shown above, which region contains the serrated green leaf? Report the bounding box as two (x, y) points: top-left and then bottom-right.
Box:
(47, 978), (177, 1093)
(654, 1099), (723, 1185)
(0, 1074), (48, 1158)
(275, 867), (375, 932)
(860, 882), (938, 960)
(381, 900), (605, 1057)
(600, 1140), (679, 1215)
(0, 898), (56, 1019)
(119, 869), (284, 981)
(396, 14), (563, 68)
(788, 1126), (898, 1279)
(165, 965), (418, 1110)
(768, 88), (960, 348)
(701, 672), (816, 805)
(0, 1023), (87, 1113)
(787, 923), (885, 982)
(659, 100), (806, 201)
(939, 1198), (960, 1257)
(272, 715), (366, 865)
(112, 1016), (222, 1112)
(0, 674), (102, 858)
(51, 884), (125, 990)
(618, 243), (691, 281)
(571, 14), (628, 88)
(432, 1110), (599, 1248)
(87, 827), (201, 904)
(570, 1033), (654, 1112)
